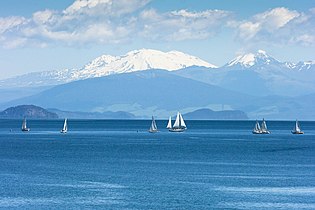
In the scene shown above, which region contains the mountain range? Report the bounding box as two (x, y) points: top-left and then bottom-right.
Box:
(0, 49), (215, 88)
(175, 50), (315, 96)
(0, 49), (314, 120)
(3, 70), (253, 118)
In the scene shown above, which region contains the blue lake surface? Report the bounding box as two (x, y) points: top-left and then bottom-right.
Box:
(0, 120), (314, 209)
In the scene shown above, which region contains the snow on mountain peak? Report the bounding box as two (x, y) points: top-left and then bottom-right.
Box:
(227, 53), (256, 67)
(62, 49), (217, 82)
(75, 49), (216, 78)
(84, 54), (116, 70)
(2, 48), (312, 89)
(227, 50), (278, 68)
(257, 49), (267, 55)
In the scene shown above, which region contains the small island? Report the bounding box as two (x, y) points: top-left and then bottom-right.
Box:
(183, 108), (248, 120)
(0, 105), (58, 119)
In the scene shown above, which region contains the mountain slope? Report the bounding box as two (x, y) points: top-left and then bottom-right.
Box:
(225, 50), (281, 68)
(0, 49), (313, 98)
(48, 109), (136, 119)
(2, 70), (314, 119)
(183, 108), (248, 120)
(4, 70), (253, 118)
(0, 49), (216, 88)
(175, 50), (315, 96)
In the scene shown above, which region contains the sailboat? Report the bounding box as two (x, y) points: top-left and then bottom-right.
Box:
(260, 118), (270, 134)
(60, 118), (68, 133)
(252, 120), (262, 134)
(149, 116), (158, 133)
(21, 117), (30, 132)
(291, 120), (304, 134)
(169, 112), (187, 132)
(166, 116), (172, 129)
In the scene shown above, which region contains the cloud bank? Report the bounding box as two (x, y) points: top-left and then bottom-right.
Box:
(231, 7), (315, 46)
(0, 0), (314, 48)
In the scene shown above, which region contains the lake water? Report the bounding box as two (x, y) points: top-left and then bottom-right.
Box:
(0, 120), (314, 209)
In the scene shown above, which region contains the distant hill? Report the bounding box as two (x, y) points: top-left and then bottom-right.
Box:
(0, 105), (58, 119)
(4, 70), (253, 118)
(48, 109), (136, 119)
(0, 49), (216, 88)
(183, 108), (248, 120)
(175, 50), (315, 97)
(0, 86), (52, 104)
(0, 49), (313, 120)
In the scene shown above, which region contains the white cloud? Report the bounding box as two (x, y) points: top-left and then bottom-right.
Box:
(64, 0), (149, 17)
(0, 16), (27, 34)
(253, 7), (300, 31)
(32, 10), (55, 24)
(0, 0), (149, 47)
(292, 34), (315, 46)
(238, 21), (260, 40)
(139, 9), (231, 41)
(233, 7), (315, 46)
(0, 3), (313, 48)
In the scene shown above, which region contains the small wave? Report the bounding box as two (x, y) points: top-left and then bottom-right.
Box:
(216, 186), (315, 195)
(0, 196), (124, 207)
(36, 181), (125, 189)
(0, 197), (59, 207)
(261, 146), (309, 153)
(219, 201), (315, 210)
(124, 159), (315, 168)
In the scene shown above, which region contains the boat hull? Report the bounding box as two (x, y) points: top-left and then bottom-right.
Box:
(261, 131), (270, 134)
(149, 130), (158, 133)
(60, 130), (67, 133)
(291, 131), (304, 134)
(252, 130), (262, 134)
(252, 130), (270, 134)
(169, 128), (186, 132)
(22, 128), (30, 132)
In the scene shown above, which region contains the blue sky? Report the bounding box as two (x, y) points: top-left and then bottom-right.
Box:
(0, 0), (314, 79)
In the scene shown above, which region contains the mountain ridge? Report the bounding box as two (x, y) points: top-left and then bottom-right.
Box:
(2, 69), (313, 120)
(0, 49), (313, 88)
(2, 70), (254, 118)
(183, 108), (248, 120)
(0, 49), (216, 88)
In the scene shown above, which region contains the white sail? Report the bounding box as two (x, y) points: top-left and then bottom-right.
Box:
(294, 120), (301, 132)
(292, 119), (303, 134)
(261, 118), (267, 131)
(254, 120), (261, 131)
(149, 116), (158, 132)
(61, 118), (68, 133)
(173, 112), (181, 128)
(166, 116), (172, 129)
(63, 118), (68, 131)
(21, 117), (30, 131)
(259, 118), (270, 134)
(22, 118), (27, 130)
(173, 112), (186, 129)
(151, 117), (157, 130)
(169, 112), (187, 132)
(179, 113), (186, 128)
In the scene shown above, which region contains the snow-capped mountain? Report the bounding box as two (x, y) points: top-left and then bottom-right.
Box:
(0, 48), (314, 98)
(224, 50), (315, 89)
(226, 50), (282, 68)
(0, 49), (216, 87)
(226, 50), (315, 71)
(80, 49), (217, 77)
(176, 50), (315, 96)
